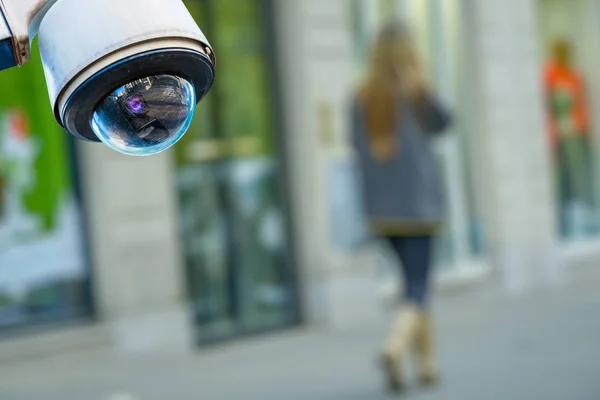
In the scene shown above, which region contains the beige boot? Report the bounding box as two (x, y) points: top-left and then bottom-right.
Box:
(415, 311), (440, 386)
(381, 305), (420, 391)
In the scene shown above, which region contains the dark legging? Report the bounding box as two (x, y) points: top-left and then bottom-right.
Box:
(386, 235), (433, 306)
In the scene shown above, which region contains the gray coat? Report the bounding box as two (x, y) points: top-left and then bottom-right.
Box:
(351, 93), (451, 235)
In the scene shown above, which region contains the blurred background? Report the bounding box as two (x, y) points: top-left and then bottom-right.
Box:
(1, 0), (600, 399)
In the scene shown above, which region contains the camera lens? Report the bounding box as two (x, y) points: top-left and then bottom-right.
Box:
(125, 96), (146, 115)
(91, 74), (196, 156)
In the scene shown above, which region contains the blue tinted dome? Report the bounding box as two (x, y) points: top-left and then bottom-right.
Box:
(91, 74), (196, 156)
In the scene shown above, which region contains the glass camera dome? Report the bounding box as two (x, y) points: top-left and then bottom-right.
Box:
(91, 74), (196, 156)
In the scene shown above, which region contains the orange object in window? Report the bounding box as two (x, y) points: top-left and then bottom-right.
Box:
(544, 62), (590, 148)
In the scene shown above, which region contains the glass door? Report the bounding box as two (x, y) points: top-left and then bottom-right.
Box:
(177, 0), (298, 343)
(404, 0), (487, 268)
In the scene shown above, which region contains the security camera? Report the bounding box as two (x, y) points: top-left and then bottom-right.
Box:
(0, 0), (215, 156)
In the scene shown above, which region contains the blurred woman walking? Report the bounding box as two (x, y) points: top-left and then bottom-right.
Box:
(350, 21), (451, 391)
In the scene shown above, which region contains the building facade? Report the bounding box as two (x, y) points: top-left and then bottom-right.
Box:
(0, 0), (599, 358)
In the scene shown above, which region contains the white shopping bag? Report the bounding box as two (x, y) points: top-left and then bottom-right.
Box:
(329, 158), (370, 251)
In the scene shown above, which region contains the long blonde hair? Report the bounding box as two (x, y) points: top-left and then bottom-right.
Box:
(358, 22), (418, 160)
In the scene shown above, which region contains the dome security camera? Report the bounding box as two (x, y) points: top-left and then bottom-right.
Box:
(0, 0), (215, 156)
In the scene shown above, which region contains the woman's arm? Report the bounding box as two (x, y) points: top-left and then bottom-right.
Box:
(413, 91), (452, 134)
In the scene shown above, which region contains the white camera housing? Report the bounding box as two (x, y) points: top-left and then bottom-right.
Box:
(0, 0), (215, 155)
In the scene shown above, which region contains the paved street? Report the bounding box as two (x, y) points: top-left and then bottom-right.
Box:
(1, 264), (600, 400)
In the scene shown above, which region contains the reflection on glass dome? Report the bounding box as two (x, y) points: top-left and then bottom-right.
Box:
(91, 74), (196, 156)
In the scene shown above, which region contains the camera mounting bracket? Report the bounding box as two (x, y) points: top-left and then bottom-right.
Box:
(0, 0), (58, 68)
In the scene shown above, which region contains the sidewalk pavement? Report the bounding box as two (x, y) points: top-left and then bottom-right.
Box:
(1, 264), (600, 400)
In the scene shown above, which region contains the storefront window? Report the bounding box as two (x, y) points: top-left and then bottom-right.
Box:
(0, 41), (91, 331)
(539, 0), (600, 240)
